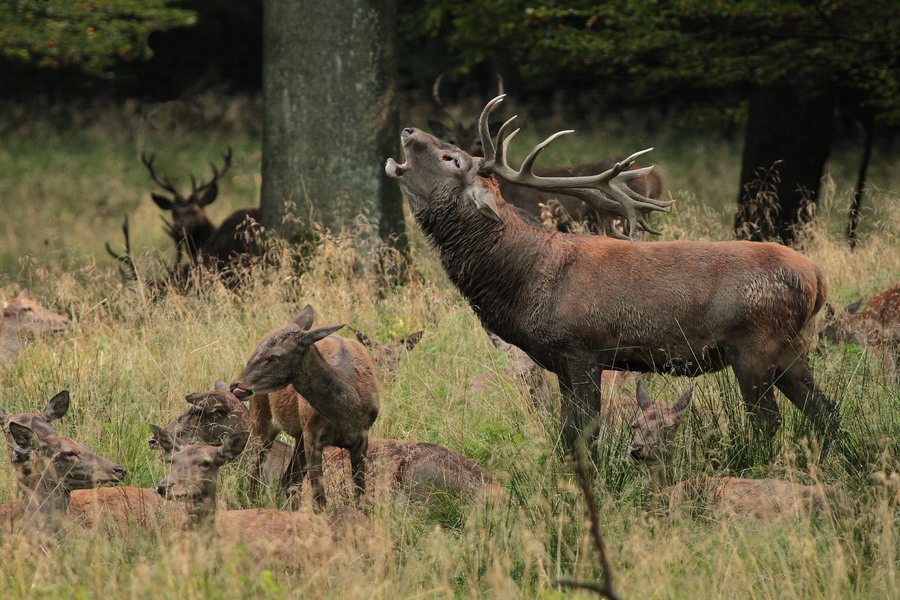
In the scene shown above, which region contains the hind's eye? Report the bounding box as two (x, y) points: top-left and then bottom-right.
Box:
(199, 460), (212, 468)
(65, 451), (78, 458)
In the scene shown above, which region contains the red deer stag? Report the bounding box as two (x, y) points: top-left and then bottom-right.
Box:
(230, 305), (380, 511)
(429, 77), (663, 235)
(142, 148), (261, 272)
(386, 95), (839, 453)
(819, 282), (900, 383)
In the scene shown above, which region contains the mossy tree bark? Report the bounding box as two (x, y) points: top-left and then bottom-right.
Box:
(261, 0), (405, 249)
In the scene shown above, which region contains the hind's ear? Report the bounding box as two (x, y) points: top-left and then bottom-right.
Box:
(214, 381), (229, 391)
(217, 431), (249, 463)
(844, 298), (864, 314)
(16, 288), (29, 299)
(8, 422), (43, 451)
(672, 385), (695, 414)
(293, 305), (315, 330)
(42, 390), (70, 422)
(299, 324), (344, 345)
(401, 331), (424, 351)
(635, 380), (654, 411)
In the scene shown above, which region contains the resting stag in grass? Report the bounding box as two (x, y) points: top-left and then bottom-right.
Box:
(142, 148), (261, 272)
(386, 95), (839, 454)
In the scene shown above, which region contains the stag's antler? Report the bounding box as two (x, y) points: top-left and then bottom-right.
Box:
(140, 152), (179, 197)
(477, 95), (673, 240)
(105, 217), (138, 282)
(192, 147), (235, 195)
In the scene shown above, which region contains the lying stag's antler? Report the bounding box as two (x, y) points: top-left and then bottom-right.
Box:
(476, 95), (673, 240)
(191, 146), (234, 197)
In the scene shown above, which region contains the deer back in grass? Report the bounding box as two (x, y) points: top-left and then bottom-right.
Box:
(627, 383), (849, 520)
(3, 419), (126, 535)
(386, 95), (838, 454)
(230, 305), (380, 510)
(1, 290), (71, 364)
(820, 282), (900, 383)
(142, 148), (261, 271)
(152, 427), (371, 560)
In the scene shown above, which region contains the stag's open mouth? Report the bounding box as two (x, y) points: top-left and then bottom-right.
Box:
(385, 158), (407, 178)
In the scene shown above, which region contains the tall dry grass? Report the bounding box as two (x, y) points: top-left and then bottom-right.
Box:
(0, 96), (897, 599)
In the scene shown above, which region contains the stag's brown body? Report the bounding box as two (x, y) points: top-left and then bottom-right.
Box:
(386, 100), (837, 451)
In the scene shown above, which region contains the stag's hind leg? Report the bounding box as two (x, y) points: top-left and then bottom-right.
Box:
(774, 355), (841, 438)
(730, 351), (782, 439)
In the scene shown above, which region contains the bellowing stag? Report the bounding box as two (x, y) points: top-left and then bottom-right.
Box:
(386, 95), (839, 453)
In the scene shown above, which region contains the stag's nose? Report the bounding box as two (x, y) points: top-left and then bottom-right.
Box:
(401, 127), (414, 140)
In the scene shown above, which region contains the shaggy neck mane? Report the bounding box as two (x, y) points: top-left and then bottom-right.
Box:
(413, 180), (559, 346)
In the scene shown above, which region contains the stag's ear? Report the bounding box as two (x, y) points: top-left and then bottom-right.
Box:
(844, 298), (864, 314)
(198, 182), (218, 207)
(299, 324), (345, 345)
(216, 431), (249, 463)
(672, 385), (695, 414)
(635, 380), (654, 411)
(214, 381), (229, 391)
(42, 390), (70, 423)
(16, 288), (29, 299)
(149, 425), (181, 455)
(401, 331), (424, 351)
(28, 417), (56, 440)
(466, 177), (503, 223)
(293, 305), (315, 330)
(8, 422), (42, 452)
(428, 120), (451, 139)
(151, 193), (174, 210)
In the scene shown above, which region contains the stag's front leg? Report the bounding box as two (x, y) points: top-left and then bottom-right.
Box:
(349, 434), (369, 507)
(556, 359), (601, 455)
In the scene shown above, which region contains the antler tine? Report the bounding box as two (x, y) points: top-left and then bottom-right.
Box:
(105, 217), (138, 281)
(519, 129), (574, 175)
(194, 147), (235, 194)
(141, 151), (179, 196)
(477, 95), (507, 169)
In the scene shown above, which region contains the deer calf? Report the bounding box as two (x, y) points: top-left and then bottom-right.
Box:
(627, 382), (848, 520)
(231, 305), (380, 510)
(1, 289), (71, 364)
(152, 427), (371, 560)
(820, 282), (900, 383)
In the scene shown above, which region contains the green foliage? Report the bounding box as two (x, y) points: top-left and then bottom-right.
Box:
(0, 0), (195, 76)
(403, 0), (900, 123)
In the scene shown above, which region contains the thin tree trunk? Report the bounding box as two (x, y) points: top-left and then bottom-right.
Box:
(260, 0), (405, 249)
(735, 85), (835, 245)
(847, 120), (874, 250)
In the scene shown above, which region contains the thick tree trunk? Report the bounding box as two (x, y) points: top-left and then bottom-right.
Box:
(735, 86), (835, 245)
(260, 0), (405, 249)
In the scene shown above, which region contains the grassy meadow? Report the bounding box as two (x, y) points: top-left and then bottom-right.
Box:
(0, 93), (898, 599)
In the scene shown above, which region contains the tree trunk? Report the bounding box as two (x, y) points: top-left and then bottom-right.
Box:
(260, 0), (405, 249)
(735, 86), (835, 245)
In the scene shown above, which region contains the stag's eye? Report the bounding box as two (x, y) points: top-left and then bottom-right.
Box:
(64, 451), (79, 458)
(441, 155), (460, 168)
